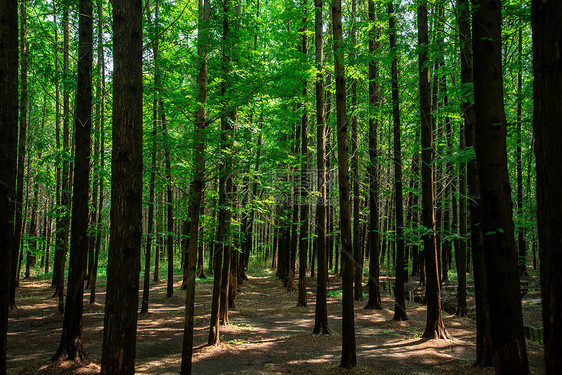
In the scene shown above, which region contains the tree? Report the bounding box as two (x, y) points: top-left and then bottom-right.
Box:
(141, 0), (161, 314)
(350, 0), (362, 303)
(89, 0), (105, 304)
(312, 0), (330, 335)
(532, 1), (562, 373)
(388, 0), (407, 322)
(472, 0), (529, 373)
(297, 0), (309, 308)
(0, 0), (19, 370)
(418, 0), (447, 340)
(100, 0), (143, 372)
(364, 0), (382, 311)
(54, 0), (93, 362)
(456, 0), (491, 364)
(181, 0), (210, 369)
(332, 0), (356, 367)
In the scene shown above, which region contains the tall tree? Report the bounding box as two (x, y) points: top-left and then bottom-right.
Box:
(312, 0), (330, 334)
(0, 0), (19, 370)
(350, 0), (362, 303)
(90, 0), (105, 304)
(515, 27), (526, 277)
(532, 1), (562, 373)
(388, 0), (407, 322)
(100, 0), (143, 372)
(364, 0), (382, 311)
(55, 0), (93, 362)
(10, 0), (28, 309)
(54, 0), (93, 361)
(456, 0), (491, 365)
(297, 0), (309, 308)
(53, 0), (72, 314)
(181, 0), (210, 369)
(418, 0), (447, 339)
(472, 0), (529, 372)
(141, 0), (161, 314)
(332, 0), (356, 367)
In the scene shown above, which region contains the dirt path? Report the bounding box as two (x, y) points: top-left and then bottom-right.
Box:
(7, 272), (545, 374)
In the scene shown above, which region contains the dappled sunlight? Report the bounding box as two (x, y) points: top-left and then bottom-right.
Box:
(7, 273), (542, 374)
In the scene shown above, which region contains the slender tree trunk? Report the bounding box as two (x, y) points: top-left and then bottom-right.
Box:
(472, 0), (528, 372)
(53, 3), (72, 315)
(349, 0), (362, 303)
(297, 0), (309, 307)
(418, 0), (447, 339)
(516, 28), (526, 277)
(160, 101), (174, 297)
(10, 0), (27, 308)
(532, 1), (562, 373)
(90, 0), (105, 304)
(332, 0), (356, 367)
(180, 0), (209, 365)
(456, 0), (491, 365)
(364, 0), (382, 311)
(388, 0), (406, 322)
(456, 116), (468, 317)
(100, 0), (143, 371)
(141, 0), (161, 313)
(55, 0), (93, 361)
(0, 0), (19, 368)
(312, 0), (330, 334)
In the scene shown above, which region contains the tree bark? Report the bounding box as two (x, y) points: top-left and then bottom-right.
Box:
(332, 0), (356, 368)
(472, 0), (528, 373)
(456, 0), (491, 365)
(180, 0), (209, 362)
(141, 0), (161, 313)
(312, 0), (330, 334)
(418, 0), (447, 340)
(55, 0), (93, 361)
(388, 0), (407, 322)
(516, 28), (526, 277)
(364, 0), (382, 311)
(100, 0), (143, 371)
(532, 1), (562, 373)
(90, 0), (105, 304)
(0, 0), (19, 369)
(297, 0), (309, 308)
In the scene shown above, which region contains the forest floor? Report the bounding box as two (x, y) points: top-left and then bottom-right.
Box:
(7, 269), (545, 375)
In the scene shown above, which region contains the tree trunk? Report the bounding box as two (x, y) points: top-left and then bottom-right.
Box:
(55, 0), (93, 361)
(297, 0), (309, 308)
(141, 0), (161, 313)
(90, 0), (105, 304)
(531, 1), (562, 373)
(332, 0), (356, 368)
(10, 0), (28, 309)
(0, 0), (19, 368)
(180, 0), (209, 364)
(472, 0), (529, 372)
(516, 28), (526, 277)
(312, 0), (330, 334)
(418, 0), (447, 340)
(100, 0), (143, 371)
(388, 0), (407, 322)
(364, 0), (382, 312)
(53, 2), (72, 314)
(456, 0), (491, 365)
(349, 0), (362, 303)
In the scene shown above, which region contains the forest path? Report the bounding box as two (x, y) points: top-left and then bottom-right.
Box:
(7, 271), (545, 374)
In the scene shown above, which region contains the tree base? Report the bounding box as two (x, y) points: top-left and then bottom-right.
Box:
(312, 326), (331, 335)
(363, 301), (382, 310)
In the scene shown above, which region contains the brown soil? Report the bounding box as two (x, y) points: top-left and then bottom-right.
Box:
(7, 271), (545, 374)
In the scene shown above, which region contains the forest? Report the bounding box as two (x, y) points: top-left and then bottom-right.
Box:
(0, 0), (560, 373)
